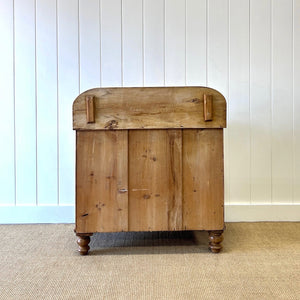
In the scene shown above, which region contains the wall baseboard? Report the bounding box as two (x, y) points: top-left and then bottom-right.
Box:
(225, 204), (300, 222)
(0, 204), (299, 224)
(0, 206), (75, 224)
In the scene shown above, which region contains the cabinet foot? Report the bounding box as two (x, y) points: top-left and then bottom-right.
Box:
(208, 230), (224, 253)
(76, 233), (93, 255)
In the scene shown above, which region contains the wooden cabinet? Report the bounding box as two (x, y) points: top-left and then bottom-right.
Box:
(73, 87), (226, 255)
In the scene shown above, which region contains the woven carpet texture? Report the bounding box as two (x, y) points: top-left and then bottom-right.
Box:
(0, 222), (299, 300)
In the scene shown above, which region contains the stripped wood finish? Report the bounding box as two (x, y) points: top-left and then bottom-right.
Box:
(85, 95), (95, 123)
(73, 87), (226, 254)
(204, 94), (213, 121)
(76, 130), (128, 233)
(128, 130), (182, 231)
(182, 129), (224, 230)
(73, 87), (226, 130)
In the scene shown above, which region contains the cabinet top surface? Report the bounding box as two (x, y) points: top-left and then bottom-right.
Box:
(73, 86), (226, 130)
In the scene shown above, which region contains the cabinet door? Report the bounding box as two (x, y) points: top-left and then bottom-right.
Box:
(76, 130), (128, 233)
(128, 130), (182, 231)
(182, 129), (224, 230)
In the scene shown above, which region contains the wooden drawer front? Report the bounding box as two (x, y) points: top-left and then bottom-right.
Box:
(76, 129), (224, 233)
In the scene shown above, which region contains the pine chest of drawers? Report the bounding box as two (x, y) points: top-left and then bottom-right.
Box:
(73, 87), (226, 255)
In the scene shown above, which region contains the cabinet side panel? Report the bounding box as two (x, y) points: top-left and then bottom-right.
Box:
(183, 129), (224, 230)
(76, 131), (128, 233)
(129, 130), (182, 231)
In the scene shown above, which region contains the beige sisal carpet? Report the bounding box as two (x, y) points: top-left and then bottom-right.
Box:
(0, 223), (299, 299)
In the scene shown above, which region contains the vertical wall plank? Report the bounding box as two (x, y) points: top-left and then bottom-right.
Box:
(165, 0), (186, 86)
(101, 0), (122, 87)
(293, 0), (300, 203)
(144, 0), (164, 86)
(57, 0), (79, 205)
(186, 0), (206, 86)
(250, 0), (272, 203)
(79, 0), (101, 92)
(0, 0), (15, 205)
(272, 0), (293, 203)
(122, 0), (143, 86)
(14, 0), (37, 205)
(207, 0), (229, 203)
(207, 0), (228, 97)
(36, 0), (58, 205)
(229, 0), (250, 203)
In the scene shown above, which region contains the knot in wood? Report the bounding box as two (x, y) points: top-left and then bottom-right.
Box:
(105, 120), (118, 129)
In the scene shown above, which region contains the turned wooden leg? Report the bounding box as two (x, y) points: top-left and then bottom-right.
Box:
(208, 230), (224, 253)
(76, 233), (93, 255)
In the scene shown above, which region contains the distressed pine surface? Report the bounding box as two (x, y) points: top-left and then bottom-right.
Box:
(128, 130), (182, 231)
(182, 129), (224, 230)
(74, 87), (226, 254)
(76, 130), (128, 233)
(73, 87), (226, 130)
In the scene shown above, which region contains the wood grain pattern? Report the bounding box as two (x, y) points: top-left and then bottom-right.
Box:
(204, 94), (213, 121)
(76, 130), (128, 233)
(85, 95), (95, 123)
(182, 129), (224, 230)
(74, 86), (226, 251)
(128, 130), (182, 231)
(73, 87), (226, 130)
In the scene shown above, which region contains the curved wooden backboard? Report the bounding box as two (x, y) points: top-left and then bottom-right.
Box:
(73, 87), (226, 130)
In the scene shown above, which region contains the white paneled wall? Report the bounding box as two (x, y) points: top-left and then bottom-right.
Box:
(250, 0), (272, 204)
(14, 0), (37, 206)
(0, 0), (299, 223)
(144, 0), (165, 86)
(36, 0), (58, 206)
(295, 0), (300, 204)
(0, 0), (15, 206)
